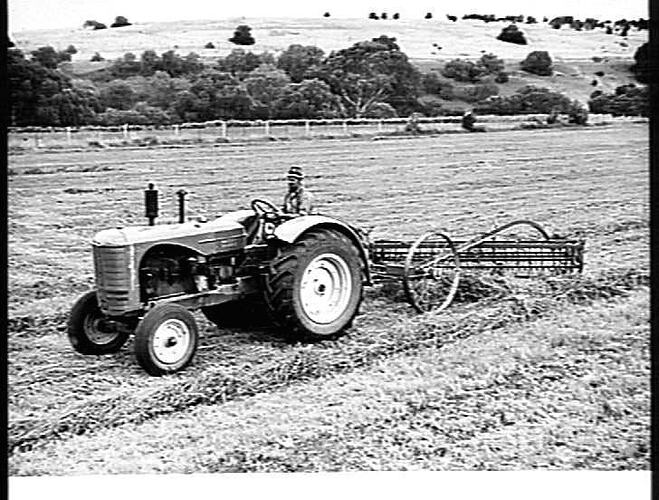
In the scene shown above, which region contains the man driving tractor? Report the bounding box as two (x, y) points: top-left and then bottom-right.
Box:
(283, 165), (313, 215)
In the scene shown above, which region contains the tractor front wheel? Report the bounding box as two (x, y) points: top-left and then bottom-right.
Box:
(68, 291), (131, 355)
(134, 303), (199, 376)
(265, 229), (363, 341)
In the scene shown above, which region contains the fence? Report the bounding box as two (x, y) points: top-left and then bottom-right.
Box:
(7, 115), (642, 151)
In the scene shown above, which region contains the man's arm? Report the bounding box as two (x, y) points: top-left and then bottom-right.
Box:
(297, 190), (313, 215)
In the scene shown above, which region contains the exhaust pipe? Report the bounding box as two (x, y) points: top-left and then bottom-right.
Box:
(144, 183), (158, 226)
(177, 189), (188, 223)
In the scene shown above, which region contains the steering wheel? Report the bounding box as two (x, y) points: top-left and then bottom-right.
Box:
(251, 198), (282, 217)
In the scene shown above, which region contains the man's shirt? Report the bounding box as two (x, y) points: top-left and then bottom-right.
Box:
(283, 187), (313, 215)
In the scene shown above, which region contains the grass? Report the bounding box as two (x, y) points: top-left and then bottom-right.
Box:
(7, 123), (649, 472)
(9, 287), (649, 474)
(7, 266), (648, 455)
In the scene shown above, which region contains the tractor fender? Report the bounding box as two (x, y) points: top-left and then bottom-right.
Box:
(274, 215), (372, 283)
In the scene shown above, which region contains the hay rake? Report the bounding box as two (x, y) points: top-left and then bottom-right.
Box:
(368, 220), (584, 312)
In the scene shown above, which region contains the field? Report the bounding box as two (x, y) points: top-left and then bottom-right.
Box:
(7, 122), (649, 473)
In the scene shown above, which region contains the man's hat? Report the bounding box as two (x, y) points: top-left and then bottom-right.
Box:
(287, 165), (304, 180)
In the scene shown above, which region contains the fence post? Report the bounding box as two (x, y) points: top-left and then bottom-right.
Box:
(34, 133), (40, 148)
(265, 120), (270, 136)
(122, 124), (128, 139)
(305, 120), (310, 136)
(221, 121), (227, 138)
(377, 120), (383, 132)
(66, 127), (72, 144)
(174, 124), (179, 136)
(342, 120), (348, 134)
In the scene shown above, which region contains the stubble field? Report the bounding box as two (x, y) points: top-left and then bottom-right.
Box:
(7, 123), (649, 473)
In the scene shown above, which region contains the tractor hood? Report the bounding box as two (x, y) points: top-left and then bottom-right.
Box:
(92, 210), (252, 255)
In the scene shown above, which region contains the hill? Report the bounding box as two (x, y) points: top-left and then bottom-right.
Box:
(12, 17), (646, 64)
(10, 17), (648, 118)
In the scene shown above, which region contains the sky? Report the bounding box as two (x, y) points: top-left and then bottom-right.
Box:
(8, 0), (649, 32)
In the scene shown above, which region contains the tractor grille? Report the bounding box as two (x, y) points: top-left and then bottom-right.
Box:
(93, 245), (132, 315)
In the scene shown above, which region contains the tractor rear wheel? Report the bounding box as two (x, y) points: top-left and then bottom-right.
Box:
(134, 303), (198, 376)
(265, 229), (363, 341)
(68, 291), (130, 355)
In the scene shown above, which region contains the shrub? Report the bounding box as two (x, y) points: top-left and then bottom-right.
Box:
(83, 20), (107, 30)
(323, 12), (330, 18)
(588, 84), (648, 116)
(65, 45), (77, 55)
(363, 102), (398, 118)
(441, 59), (487, 82)
(368, 12), (379, 20)
(497, 25), (527, 45)
(520, 51), (553, 76)
(475, 85), (574, 114)
(441, 54), (507, 83)
(421, 71), (454, 99)
(567, 102), (588, 124)
(381, 13), (388, 20)
(111, 16), (132, 28)
(229, 25), (255, 45)
(479, 53), (505, 74)
(90, 52), (104, 62)
(453, 83), (499, 103)
(425, 13), (433, 19)
(204, 42), (215, 49)
(393, 13), (400, 20)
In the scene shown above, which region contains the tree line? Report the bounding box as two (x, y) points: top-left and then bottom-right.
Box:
(8, 36), (649, 127)
(8, 36), (422, 126)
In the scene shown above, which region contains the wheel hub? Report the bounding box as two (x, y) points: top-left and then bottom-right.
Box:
(152, 319), (191, 364)
(84, 316), (121, 345)
(300, 253), (352, 324)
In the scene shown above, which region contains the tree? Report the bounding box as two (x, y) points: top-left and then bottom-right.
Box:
(8, 49), (100, 126)
(159, 50), (184, 77)
(187, 70), (255, 119)
(146, 71), (192, 110)
(30, 46), (61, 68)
(218, 49), (262, 76)
(497, 25), (527, 45)
(110, 52), (141, 78)
(521, 51), (553, 76)
(140, 50), (161, 76)
(83, 20), (107, 30)
(425, 13), (433, 19)
(318, 35), (420, 117)
(244, 67), (291, 116)
(277, 44), (325, 83)
(181, 52), (204, 75)
(272, 79), (340, 119)
(588, 84), (648, 116)
(229, 25), (255, 45)
(65, 45), (78, 55)
(111, 16), (132, 28)
(100, 81), (136, 110)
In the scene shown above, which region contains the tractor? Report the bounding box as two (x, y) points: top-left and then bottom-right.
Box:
(68, 184), (584, 375)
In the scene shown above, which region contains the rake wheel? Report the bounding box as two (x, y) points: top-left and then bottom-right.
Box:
(403, 231), (461, 313)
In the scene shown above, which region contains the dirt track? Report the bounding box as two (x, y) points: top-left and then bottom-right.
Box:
(7, 123), (649, 471)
